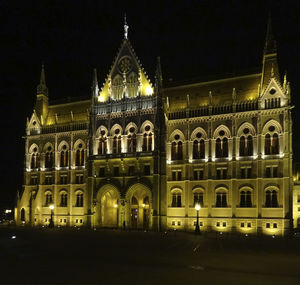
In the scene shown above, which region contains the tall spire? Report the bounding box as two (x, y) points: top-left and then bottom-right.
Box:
(155, 56), (163, 92)
(91, 68), (99, 99)
(264, 13), (277, 55)
(124, 14), (129, 39)
(37, 63), (48, 96)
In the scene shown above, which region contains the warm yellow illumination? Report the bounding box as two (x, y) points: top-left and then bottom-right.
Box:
(142, 203), (145, 208)
(98, 94), (105, 102)
(195, 203), (201, 211)
(49, 205), (54, 210)
(146, 86), (153, 95)
(114, 204), (118, 208)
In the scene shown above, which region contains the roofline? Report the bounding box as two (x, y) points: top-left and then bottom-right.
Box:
(164, 73), (262, 91)
(48, 99), (91, 108)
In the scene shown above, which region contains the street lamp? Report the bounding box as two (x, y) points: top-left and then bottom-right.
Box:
(49, 204), (54, 228)
(195, 203), (201, 234)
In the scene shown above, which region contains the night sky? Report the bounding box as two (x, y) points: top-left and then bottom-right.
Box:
(1, 0), (299, 210)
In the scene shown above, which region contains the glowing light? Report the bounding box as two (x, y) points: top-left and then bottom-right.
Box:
(114, 204), (118, 208)
(142, 203), (145, 208)
(195, 203), (201, 211)
(146, 86), (153, 95)
(167, 160), (171, 164)
(280, 153), (284, 158)
(5, 209), (12, 214)
(98, 94), (105, 102)
(11, 235), (16, 239)
(49, 205), (54, 210)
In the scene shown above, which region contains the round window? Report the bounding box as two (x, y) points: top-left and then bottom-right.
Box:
(268, 126), (275, 132)
(33, 121), (36, 126)
(115, 129), (120, 135)
(243, 128), (249, 134)
(196, 132), (202, 138)
(129, 127), (135, 133)
(33, 147), (37, 152)
(145, 125), (151, 132)
(219, 130), (225, 136)
(47, 146), (52, 151)
(269, 88), (276, 95)
(63, 145), (67, 150)
(100, 130), (106, 136)
(78, 143), (82, 148)
(174, 134), (180, 140)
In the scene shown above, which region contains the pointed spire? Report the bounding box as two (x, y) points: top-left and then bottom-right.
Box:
(283, 71), (287, 90)
(37, 63), (48, 96)
(264, 13), (277, 54)
(91, 68), (99, 98)
(124, 14), (129, 39)
(209, 91), (212, 105)
(232, 88), (237, 102)
(155, 56), (163, 92)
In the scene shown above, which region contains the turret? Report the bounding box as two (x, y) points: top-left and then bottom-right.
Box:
(35, 64), (48, 124)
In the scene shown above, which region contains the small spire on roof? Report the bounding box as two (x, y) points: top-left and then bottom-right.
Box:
(37, 63), (48, 96)
(92, 68), (99, 98)
(264, 12), (277, 54)
(124, 14), (129, 39)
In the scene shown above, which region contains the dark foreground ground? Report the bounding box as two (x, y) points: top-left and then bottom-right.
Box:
(0, 227), (300, 285)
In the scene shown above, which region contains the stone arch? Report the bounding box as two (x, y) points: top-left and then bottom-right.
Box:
(29, 143), (39, 153)
(58, 140), (69, 151)
(262, 119), (282, 135)
(140, 120), (154, 133)
(237, 122), (256, 137)
(125, 183), (152, 229)
(169, 129), (185, 142)
(96, 125), (108, 138)
(125, 122), (138, 134)
(43, 142), (54, 152)
(213, 125), (231, 139)
(110, 123), (123, 136)
(95, 184), (121, 228)
(190, 127), (208, 140)
(73, 139), (86, 150)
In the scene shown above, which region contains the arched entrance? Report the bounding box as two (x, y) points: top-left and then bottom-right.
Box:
(96, 185), (120, 228)
(126, 183), (152, 230)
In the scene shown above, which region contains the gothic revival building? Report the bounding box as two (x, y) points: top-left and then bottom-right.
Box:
(16, 19), (296, 235)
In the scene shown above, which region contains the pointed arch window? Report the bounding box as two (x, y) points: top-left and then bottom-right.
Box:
(265, 132), (279, 155)
(216, 137), (228, 158)
(142, 132), (152, 151)
(127, 132), (136, 153)
(98, 131), (107, 155)
(75, 144), (84, 166)
(113, 136), (122, 154)
(45, 146), (54, 168)
(240, 135), (253, 156)
(193, 139), (205, 159)
(171, 140), (183, 160)
(60, 145), (68, 167)
(31, 147), (39, 169)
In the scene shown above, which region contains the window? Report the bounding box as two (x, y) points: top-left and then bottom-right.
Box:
(216, 222), (220, 227)
(215, 137), (228, 158)
(45, 175), (52, 185)
(265, 133), (279, 155)
(60, 146), (69, 167)
(222, 222), (226, 227)
(113, 167), (120, 177)
(193, 192), (203, 207)
(266, 166), (278, 178)
(216, 191), (227, 207)
(265, 190), (278, 207)
(266, 223), (270, 228)
(171, 137), (183, 160)
(31, 148), (39, 169)
(30, 176), (38, 185)
(193, 138), (205, 159)
(177, 221), (181, 226)
(127, 134), (137, 152)
(193, 169), (204, 180)
(273, 223), (277, 228)
(247, 223), (251, 228)
(128, 165), (135, 176)
(171, 192), (182, 207)
(45, 193), (53, 206)
(75, 144), (84, 166)
(297, 195), (300, 203)
(45, 147), (54, 168)
(144, 165), (150, 175)
(171, 170), (182, 181)
(60, 193), (68, 207)
(60, 174), (68, 185)
(142, 131), (153, 152)
(98, 135), (107, 154)
(76, 193), (84, 207)
(239, 135), (253, 156)
(172, 221), (175, 226)
(216, 168), (227, 179)
(112, 135), (121, 154)
(99, 167), (105, 177)
(241, 222), (245, 228)
(240, 191), (252, 207)
(75, 174), (84, 184)
(240, 167), (251, 179)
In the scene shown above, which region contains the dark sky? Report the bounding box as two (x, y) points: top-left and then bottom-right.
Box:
(0, 0), (300, 209)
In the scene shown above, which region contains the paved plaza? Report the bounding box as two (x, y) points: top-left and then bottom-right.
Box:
(0, 228), (300, 285)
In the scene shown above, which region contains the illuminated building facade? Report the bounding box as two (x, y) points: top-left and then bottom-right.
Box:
(16, 19), (296, 235)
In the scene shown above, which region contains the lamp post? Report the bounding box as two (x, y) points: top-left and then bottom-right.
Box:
(49, 204), (54, 228)
(195, 203), (201, 234)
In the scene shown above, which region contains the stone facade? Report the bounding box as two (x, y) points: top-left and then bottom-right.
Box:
(16, 21), (297, 235)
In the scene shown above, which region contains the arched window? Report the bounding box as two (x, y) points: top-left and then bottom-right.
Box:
(171, 142), (176, 160)
(239, 137), (245, 156)
(60, 145), (68, 167)
(216, 138), (228, 158)
(98, 137), (107, 154)
(132, 196), (138, 205)
(127, 134), (136, 152)
(223, 138), (228, 157)
(240, 136), (253, 157)
(193, 192), (203, 207)
(247, 136), (253, 156)
(177, 141), (183, 160)
(271, 190), (278, 207)
(216, 138), (221, 158)
(75, 144), (84, 166)
(171, 191), (182, 207)
(142, 133), (152, 151)
(240, 191), (246, 207)
(45, 192), (53, 206)
(76, 193), (84, 207)
(31, 147), (39, 169)
(193, 139), (205, 159)
(60, 193), (68, 207)
(246, 191), (252, 207)
(265, 134), (271, 155)
(216, 191), (227, 207)
(265, 190), (271, 207)
(21, 208), (25, 222)
(45, 146), (53, 168)
(265, 190), (278, 207)
(112, 136), (122, 154)
(272, 133), (279, 154)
